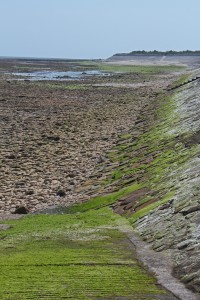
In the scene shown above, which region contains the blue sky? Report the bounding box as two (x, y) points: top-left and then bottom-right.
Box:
(1, 0), (200, 59)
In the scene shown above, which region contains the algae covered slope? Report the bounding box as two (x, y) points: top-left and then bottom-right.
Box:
(110, 72), (200, 293)
(0, 208), (177, 299)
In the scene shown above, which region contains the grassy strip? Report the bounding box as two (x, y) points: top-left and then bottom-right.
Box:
(0, 208), (166, 299)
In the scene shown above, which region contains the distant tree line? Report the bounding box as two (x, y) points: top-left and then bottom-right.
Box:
(114, 50), (200, 56)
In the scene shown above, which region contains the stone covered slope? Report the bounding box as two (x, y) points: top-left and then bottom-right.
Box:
(132, 75), (200, 292)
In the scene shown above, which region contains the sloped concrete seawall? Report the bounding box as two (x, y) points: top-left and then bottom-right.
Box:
(134, 74), (200, 293)
(107, 55), (200, 66)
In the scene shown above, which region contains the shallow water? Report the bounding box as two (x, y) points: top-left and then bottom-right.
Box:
(12, 70), (110, 80)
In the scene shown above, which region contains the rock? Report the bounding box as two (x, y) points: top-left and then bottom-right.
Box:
(56, 190), (66, 197)
(46, 136), (60, 141)
(182, 272), (198, 283)
(6, 154), (16, 159)
(13, 206), (29, 214)
(181, 206), (200, 216)
(97, 156), (106, 163)
(25, 190), (34, 195)
(0, 224), (10, 230)
(185, 130), (200, 147)
(177, 239), (196, 250)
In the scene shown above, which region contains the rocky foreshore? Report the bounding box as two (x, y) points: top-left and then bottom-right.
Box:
(0, 66), (179, 214)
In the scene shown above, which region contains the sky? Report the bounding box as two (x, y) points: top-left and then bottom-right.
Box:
(1, 0), (200, 59)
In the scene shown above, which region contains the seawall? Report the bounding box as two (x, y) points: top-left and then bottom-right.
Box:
(130, 71), (200, 293)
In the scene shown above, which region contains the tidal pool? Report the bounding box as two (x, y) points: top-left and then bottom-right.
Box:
(12, 69), (110, 80)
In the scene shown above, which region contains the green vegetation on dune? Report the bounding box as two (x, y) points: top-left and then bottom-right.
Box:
(0, 208), (166, 299)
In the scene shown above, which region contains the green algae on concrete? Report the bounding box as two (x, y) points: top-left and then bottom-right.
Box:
(65, 182), (142, 213)
(96, 80), (195, 225)
(0, 208), (168, 299)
